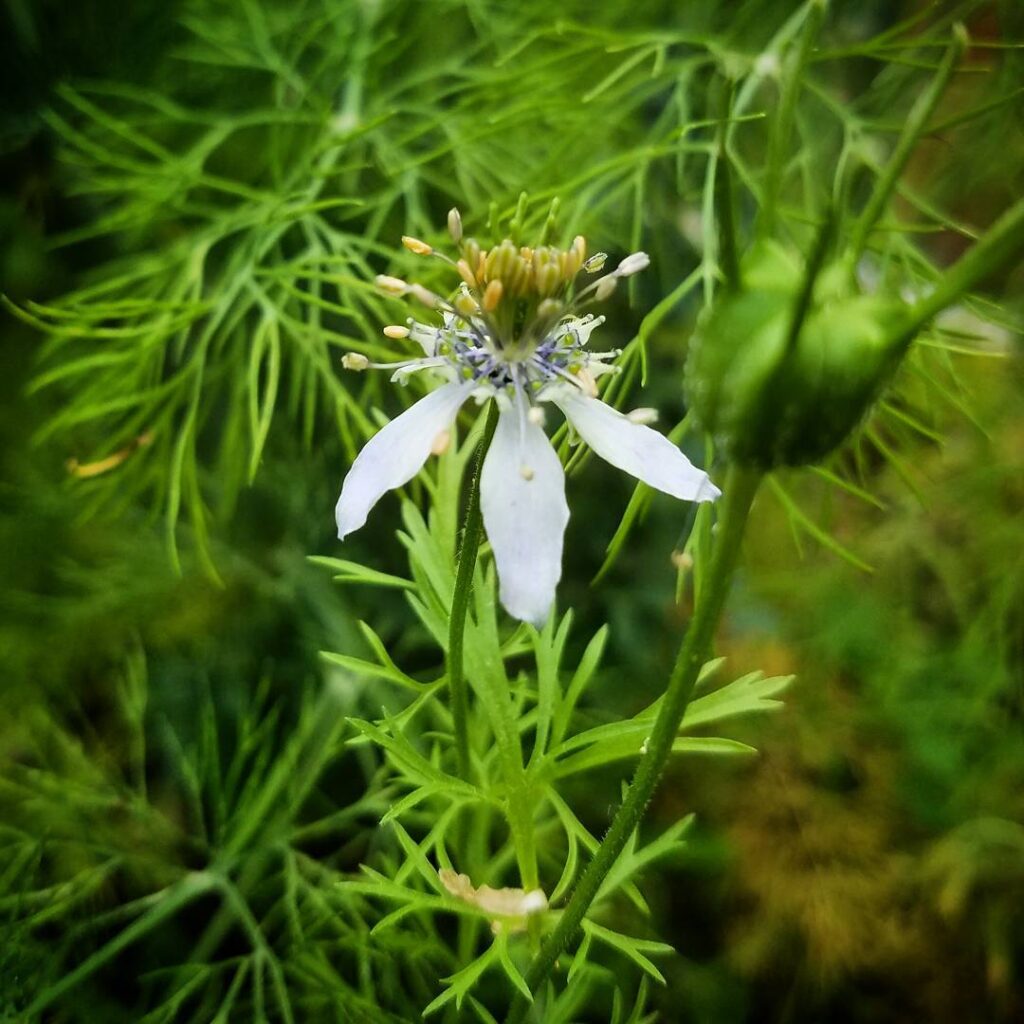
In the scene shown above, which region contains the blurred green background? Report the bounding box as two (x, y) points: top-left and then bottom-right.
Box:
(1, 0), (1022, 1021)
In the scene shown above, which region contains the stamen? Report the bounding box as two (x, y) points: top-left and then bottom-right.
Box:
(448, 208), (463, 244)
(626, 407), (658, 425)
(341, 352), (370, 371)
(383, 325), (410, 339)
(483, 279), (504, 312)
(616, 251), (650, 276)
(375, 274), (408, 295)
(456, 259), (478, 288)
(402, 236), (432, 255)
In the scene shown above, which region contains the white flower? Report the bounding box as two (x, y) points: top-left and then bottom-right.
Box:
(336, 224), (721, 627)
(438, 867), (547, 934)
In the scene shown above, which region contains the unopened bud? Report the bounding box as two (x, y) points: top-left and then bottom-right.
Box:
(483, 278), (504, 312)
(448, 208), (463, 244)
(685, 240), (910, 467)
(375, 274), (407, 295)
(342, 352), (370, 371)
(616, 251), (650, 277)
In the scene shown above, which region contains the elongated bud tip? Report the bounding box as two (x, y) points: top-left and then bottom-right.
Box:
(375, 274), (407, 295)
(483, 278), (504, 312)
(383, 324), (410, 339)
(448, 207), (463, 243)
(342, 352), (370, 371)
(616, 251), (650, 277)
(402, 235), (432, 256)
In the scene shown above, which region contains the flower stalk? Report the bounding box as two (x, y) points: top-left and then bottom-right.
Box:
(448, 401), (501, 781)
(505, 463), (763, 1024)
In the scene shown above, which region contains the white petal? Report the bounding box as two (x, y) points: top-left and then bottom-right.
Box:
(481, 403), (569, 627)
(553, 391), (720, 502)
(336, 382), (472, 539)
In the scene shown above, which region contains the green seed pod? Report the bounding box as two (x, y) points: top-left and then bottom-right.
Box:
(685, 241), (911, 467)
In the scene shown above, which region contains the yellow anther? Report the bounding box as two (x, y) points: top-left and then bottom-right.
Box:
(383, 325), (410, 339)
(447, 208), (463, 244)
(375, 274), (407, 295)
(342, 352), (370, 371)
(401, 235), (432, 255)
(456, 259), (477, 288)
(483, 278), (504, 312)
(454, 293), (479, 317)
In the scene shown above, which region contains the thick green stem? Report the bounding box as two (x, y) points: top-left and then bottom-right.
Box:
(448, 401), (500, 781)
(504, 464), (762, 1024)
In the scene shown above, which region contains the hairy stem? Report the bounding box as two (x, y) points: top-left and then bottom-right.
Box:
(448, 400), (500, 781)
(505, 464), (762, 1023)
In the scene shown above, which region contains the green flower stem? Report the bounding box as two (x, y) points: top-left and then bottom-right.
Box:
(505, 464), (762, 1024)
(448, 400), (501, 781)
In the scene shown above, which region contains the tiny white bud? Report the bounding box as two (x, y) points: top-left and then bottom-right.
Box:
(615, 251), (650, 277)
(448, 207), (463, 243)
(375, 274), (407, 295)
(383, 324), (410, 339)
(594, 276), (618, 302)
(519, 464), (535, 481)
(527, 406), (545, 427)
(341, 352), (369, 371)
(626, 407), (658, 425)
